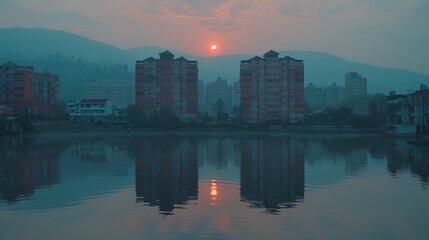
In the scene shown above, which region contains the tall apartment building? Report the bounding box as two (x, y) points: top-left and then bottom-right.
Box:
(198, 80), (205, 114)
(135, 51), (198, 120)
(0, 62), (59, 116)
(231, 80), (241, 118)
(232, 80), (240, 108)
(324, 83), (345, 107)
(304, 83), (324, 111)
(226, 83), (233, 115)
(345, 71), (367, 100)
(85, 80), (135, 109)
(205, 77), (230, 117)
(304, 83), (345, 112)
(240, 50), (304, 123)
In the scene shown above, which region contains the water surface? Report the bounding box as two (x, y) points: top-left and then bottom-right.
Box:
(0, 133), (428, 240)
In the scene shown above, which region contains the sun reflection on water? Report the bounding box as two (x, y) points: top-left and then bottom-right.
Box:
(210, 179), (218, 205)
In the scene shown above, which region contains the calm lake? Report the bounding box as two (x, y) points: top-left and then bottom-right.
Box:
(0, 133), (428, 240)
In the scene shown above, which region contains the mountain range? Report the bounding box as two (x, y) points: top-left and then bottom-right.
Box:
(1, 27), (428, 100)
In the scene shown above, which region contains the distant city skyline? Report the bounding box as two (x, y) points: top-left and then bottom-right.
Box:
(1, 0), (428, 76)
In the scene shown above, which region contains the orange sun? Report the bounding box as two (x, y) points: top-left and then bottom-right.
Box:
(209, 43), (219, 53)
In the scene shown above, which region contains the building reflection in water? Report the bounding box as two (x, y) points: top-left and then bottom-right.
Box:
(134, 136), (198, 215)
(388, 140), (429, 184)
(68, 141), (110, 162)
(316, 138), (377, 174)
(0, 138), (66, 203)
(240, 137), (305, 213)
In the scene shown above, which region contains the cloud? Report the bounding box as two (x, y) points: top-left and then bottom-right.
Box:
(49, 11), (100, 26)
(139, 0), (254, 18)
(140, 0), (227, 17)
(363, 0), (404, 11)
(133, 0), (254, 33)
(139, 2), (162, 15)
(280, 2), (301, 17)
(0, 0), (17, 10)
(198, 18), (239, 32)
(230, 1), (253, 15)
(279, 0), (347, 19)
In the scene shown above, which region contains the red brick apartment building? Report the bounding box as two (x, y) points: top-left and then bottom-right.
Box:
(0, 62), (59, 117)
(135, 51), (198, 120)
(240, 50), (304, 124)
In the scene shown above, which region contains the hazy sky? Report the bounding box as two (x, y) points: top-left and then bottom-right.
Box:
(1, 0), (428, 75)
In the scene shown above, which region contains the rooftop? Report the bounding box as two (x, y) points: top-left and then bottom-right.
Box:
(80, 99), (109, 104)
(159, 50), (175, 58)
(263, 50), (280, 58)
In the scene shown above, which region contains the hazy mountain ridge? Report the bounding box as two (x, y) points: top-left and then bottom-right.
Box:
(0, 28), (134, 100)
(0, 28), (134, 65)
(1, 27), (428, 100)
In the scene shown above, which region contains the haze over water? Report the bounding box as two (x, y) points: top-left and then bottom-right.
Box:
(0, 133), (428, 240)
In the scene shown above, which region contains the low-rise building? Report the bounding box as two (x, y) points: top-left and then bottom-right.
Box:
(387, 85), (429, 134)
(67, 99), (113, 121)
(386, 91), (408, 126)
(409, 87), (429, 134)
(0, 116), (23, 134)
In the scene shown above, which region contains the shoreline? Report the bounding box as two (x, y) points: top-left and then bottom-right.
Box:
(3, 123), (388, 140)
(2, 123), (426, 145)
(3, 122), (425, 141)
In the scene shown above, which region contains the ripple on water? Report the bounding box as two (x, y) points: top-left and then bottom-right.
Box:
(305, 159), (391, 192)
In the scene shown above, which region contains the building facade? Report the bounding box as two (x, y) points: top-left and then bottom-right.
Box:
(387, 85), (429, 134)
(198, 80), (205, 114)
(324, 83), (345, 107)
(67, 99), (113, 121)
(409, 87), (429, 134)
(386, 91), (408, 126)
(135, 51), (198, 120)
(231, 80), (241, 118)
(240, 50), (304, 124)
(85, 80), (135, 109)
(305, 82), (345, 112)
(304, 83), (324, 111)
(0, 62), (59, 117)
(205, 77), (230, 118)
(232, 80), (240, 108)
(345, 71), (367, 101)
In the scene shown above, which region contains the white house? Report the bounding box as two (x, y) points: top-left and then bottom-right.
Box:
(67, 100), (79, 116)
(79, 99), (113, 116)
(67, 99), (113, 121)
